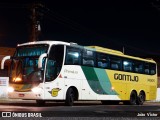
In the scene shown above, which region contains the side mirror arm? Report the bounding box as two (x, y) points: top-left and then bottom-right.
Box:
(1, 56), (11, 69)
(38, 53), (47, 69)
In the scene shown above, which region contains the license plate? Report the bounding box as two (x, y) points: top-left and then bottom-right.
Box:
(19, 94), (25, 97)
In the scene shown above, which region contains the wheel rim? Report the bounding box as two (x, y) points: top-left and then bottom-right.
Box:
(139, 92), (145, 104)
(70, 93), (74, 103)
(139, 95), (144, 102)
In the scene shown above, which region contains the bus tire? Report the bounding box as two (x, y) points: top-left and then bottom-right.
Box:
(129, 91), (137, 105)
(137, 91), (145, 105)
(36, 100), (45, 106)
(65, 88), (75, 106)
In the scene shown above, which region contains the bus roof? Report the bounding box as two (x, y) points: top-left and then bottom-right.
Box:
(88, 46), (123, 55)
(88, 46), (156, 63)
(17, 40), (156, 63)
(17, 40), (70, 46)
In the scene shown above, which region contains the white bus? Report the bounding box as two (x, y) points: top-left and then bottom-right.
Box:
(1, 41), (157, 106)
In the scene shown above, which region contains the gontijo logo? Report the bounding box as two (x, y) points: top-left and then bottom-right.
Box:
(114, 73), (139, 82)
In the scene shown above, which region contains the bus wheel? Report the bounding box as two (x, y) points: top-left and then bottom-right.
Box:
(129, 91), (137, 105)
(137, 91), (145, 105)
(36, 100), (45, 106)
(65, 88), (75, 106)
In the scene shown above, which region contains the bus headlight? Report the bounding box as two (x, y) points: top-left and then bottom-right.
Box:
(31, 87), (42, 93)
(7, 87), (14, 93)
(13, 77), (22, 82)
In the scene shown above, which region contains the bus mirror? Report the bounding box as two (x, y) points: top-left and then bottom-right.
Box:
(38, 53), (47, 69)
(1, 56), (11, 69)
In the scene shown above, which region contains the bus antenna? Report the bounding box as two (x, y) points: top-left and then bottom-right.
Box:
(123, 46), (125, 54)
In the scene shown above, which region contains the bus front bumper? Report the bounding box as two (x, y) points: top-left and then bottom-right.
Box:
(8, 91), (44, 100)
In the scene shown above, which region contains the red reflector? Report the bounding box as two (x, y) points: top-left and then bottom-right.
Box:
(59, 74), (62, 78)
(19, 94), (24, 97)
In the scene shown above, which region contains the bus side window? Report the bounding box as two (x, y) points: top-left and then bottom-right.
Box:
(144, 63), (150, 74)
(66, 56), (74, 65)
(46, 60), (56, 81)
(83, 59), (94, 66)
(82, 49), (95, 67)
(98, 62), (108, 68)
(150, 70), (155, 75)
(65, 46), (81, 65)
(145, 69), (149, 74)
(97, 53), (109, 69)
(150, 63), (156, 75)
(45, 45), (64, 82)
(110, 57), (121, 70)
(123, 60), (132, 72)
(111, 63), (119, 70)
(133, 62), (143, 73)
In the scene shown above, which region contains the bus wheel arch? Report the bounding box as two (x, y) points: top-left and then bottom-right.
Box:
(65, 86), (79, 106)
(137, 90), (145, 105)
(129, 90), (137, 105)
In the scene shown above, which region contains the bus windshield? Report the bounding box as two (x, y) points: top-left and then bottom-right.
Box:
(10, 44), (48, 84)
(15, 44), (48, 57)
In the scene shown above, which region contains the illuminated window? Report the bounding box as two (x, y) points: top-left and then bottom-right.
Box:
(65, 46), (81, 65)
(123, 60), (132, 72)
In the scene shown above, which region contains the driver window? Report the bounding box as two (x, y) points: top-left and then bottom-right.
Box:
(45, 45), (64, 82)
(45, 60), (57, 82)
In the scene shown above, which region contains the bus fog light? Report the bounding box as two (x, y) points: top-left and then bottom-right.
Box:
(7, 87), (14, 93)
(31, 87), (42, 93)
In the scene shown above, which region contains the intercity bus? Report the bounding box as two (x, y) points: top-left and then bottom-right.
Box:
(1, 41), (157, 106)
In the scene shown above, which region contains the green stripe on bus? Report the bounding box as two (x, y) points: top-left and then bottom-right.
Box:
(94, 68), (118, 95)
(81, 66), (118, 95)
(81, 66), (106, 94)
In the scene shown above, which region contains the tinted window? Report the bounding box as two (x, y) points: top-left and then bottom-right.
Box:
(110, 57), (122, 70)
(15, 44), (48, 57)
(65, 46), (81, 65)
(133, 61), (143, 73)
(97, 53), (109, 69)
(82, 49), (95, 67)
(150, 63), (156, 75)
(45, 45), (64, 82)
(144, 63), (150, 74)
(123, 60), (132, 72)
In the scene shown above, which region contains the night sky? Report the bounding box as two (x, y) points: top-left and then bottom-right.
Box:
(0, 0), (160, 57)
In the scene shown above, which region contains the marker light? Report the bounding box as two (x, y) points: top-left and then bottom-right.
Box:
(31, 87), (42, 93)
(111, 87), (115, 90)
(7, 87), (14, 93)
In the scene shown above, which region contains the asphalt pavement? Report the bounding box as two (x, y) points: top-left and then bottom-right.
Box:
(0, 98), (159, 105)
